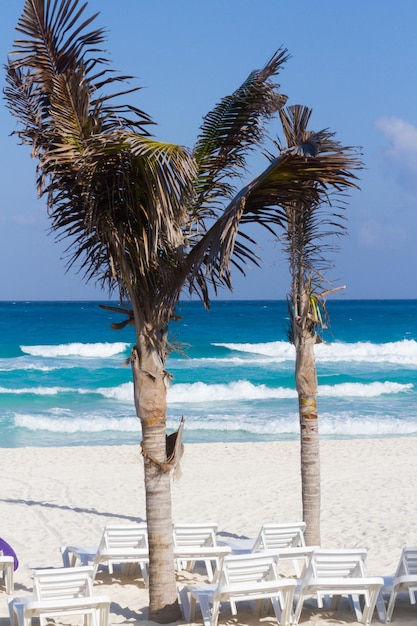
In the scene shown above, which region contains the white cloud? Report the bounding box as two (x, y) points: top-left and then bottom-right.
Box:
(375, 116), (417, 203)
(376, 117), (417, 165)
(358, 219), (407, 250)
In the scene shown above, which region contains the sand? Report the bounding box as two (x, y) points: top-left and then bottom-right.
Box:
(1, 438), (417, 625)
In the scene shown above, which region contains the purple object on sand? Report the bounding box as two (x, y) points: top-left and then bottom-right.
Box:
(0, 537), (18, 570)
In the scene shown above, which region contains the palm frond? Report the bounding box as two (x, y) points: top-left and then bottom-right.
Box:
(12, 0), (105, 79)
(4, 65), (44, 153)
(190, 48), (289, 219)
(7, 0), (153, 147)
(184, 117), (362, 304)
(279, 104), (313, 147)
(6, 0), (195, 335)
(44, 133), (196, 330)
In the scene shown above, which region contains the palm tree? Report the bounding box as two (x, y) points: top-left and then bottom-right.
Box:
(5, 0), (361, 620)
(272, 105), (362, 545)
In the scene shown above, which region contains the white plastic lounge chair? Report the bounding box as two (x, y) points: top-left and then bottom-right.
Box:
(293, 549), (384, 625)
(0, 537), (18, 594)
(0, 554), (14, 594)
(386, 547), (417, 621)
(251, 522), (309, 577)
(8, 565), (110, 626)
(252, 522), (306, 551)
(173, 523), (232, 581)
(220, 522), (308, 576)
(179, 552), (296, 626)
(61, 523), (149, 581)
(222, 522), (306, 554)
(267, 545), (317, 578)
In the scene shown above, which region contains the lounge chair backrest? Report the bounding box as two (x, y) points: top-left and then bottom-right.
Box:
(397, 547), (417, 576)
(102, 524), (148, 551)
(0, 555), (14, 594)
(252, 522), (306, 552)
(32, 566), (95, 601)
(219, 552), (280, 590)
(306, 549), (367, 579)
(386, 547), (417, 621)
(173, 523), (218, 548)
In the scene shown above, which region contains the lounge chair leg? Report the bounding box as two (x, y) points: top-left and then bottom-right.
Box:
(375, 589), (387, 622)
(209, 599), (220, 626)
(205, 560), (214, 582)
(293, 595), (305, 625)
(350, 593), (364, 622)
(199, 596), (213, 626)
(5, 566), (14, 594)
(178, 587), (191, 622)
(141, 562), (149, 585)
(386, 591), (397, 622)
(361, 588), (382, 625)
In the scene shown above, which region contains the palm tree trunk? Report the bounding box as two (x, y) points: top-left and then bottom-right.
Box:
(131, 333), (181, 623)
(295, 333), (321, 547)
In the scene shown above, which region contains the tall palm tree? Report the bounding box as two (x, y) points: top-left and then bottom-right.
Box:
(5, 0), (361, 620)
(272, 105), (362, 545)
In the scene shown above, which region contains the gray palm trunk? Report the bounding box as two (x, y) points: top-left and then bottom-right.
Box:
(294, 323), (321, 547)
(131, 330), (181, 621)
(292, 286), (321, 546)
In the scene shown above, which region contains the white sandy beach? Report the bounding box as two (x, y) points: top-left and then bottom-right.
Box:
(1, 438), (417, 625)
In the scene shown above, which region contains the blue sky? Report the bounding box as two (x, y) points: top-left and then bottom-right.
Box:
(1, 0), (416, 301)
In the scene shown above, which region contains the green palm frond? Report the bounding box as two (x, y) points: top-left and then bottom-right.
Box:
(191, 49), (289, 219)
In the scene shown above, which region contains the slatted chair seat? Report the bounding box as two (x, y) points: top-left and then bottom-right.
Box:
(179, 552), (296, 626)
(293, 549), (384, 625)
(8, 566), (110, 626)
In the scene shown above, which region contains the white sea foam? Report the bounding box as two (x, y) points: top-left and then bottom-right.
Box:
(215, 338), (417, 365)
(317, 412), (417, 436)
(0, 359), (57, 372)
(181, 413), (417, 437)
(97, 382), (133, 402)
(20, 342), (130, 358)
(213, 341), (294, 361)
(166, 379), (412, 404)
(0, 386), (74, 395)
(1, 379), (411, 401)
(13, 409), (417, 438)
(0, 385), (124, 396)
(168, 380), (297, 402)
(14, 413), (140, 433)
(319, 381), (413, 397)
(172, 409), (417, 437)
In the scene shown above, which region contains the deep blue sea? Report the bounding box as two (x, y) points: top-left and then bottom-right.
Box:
(0, 299), (416, 448)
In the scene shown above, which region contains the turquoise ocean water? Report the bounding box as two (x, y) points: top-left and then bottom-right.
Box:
(0, 299), (416, 448)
